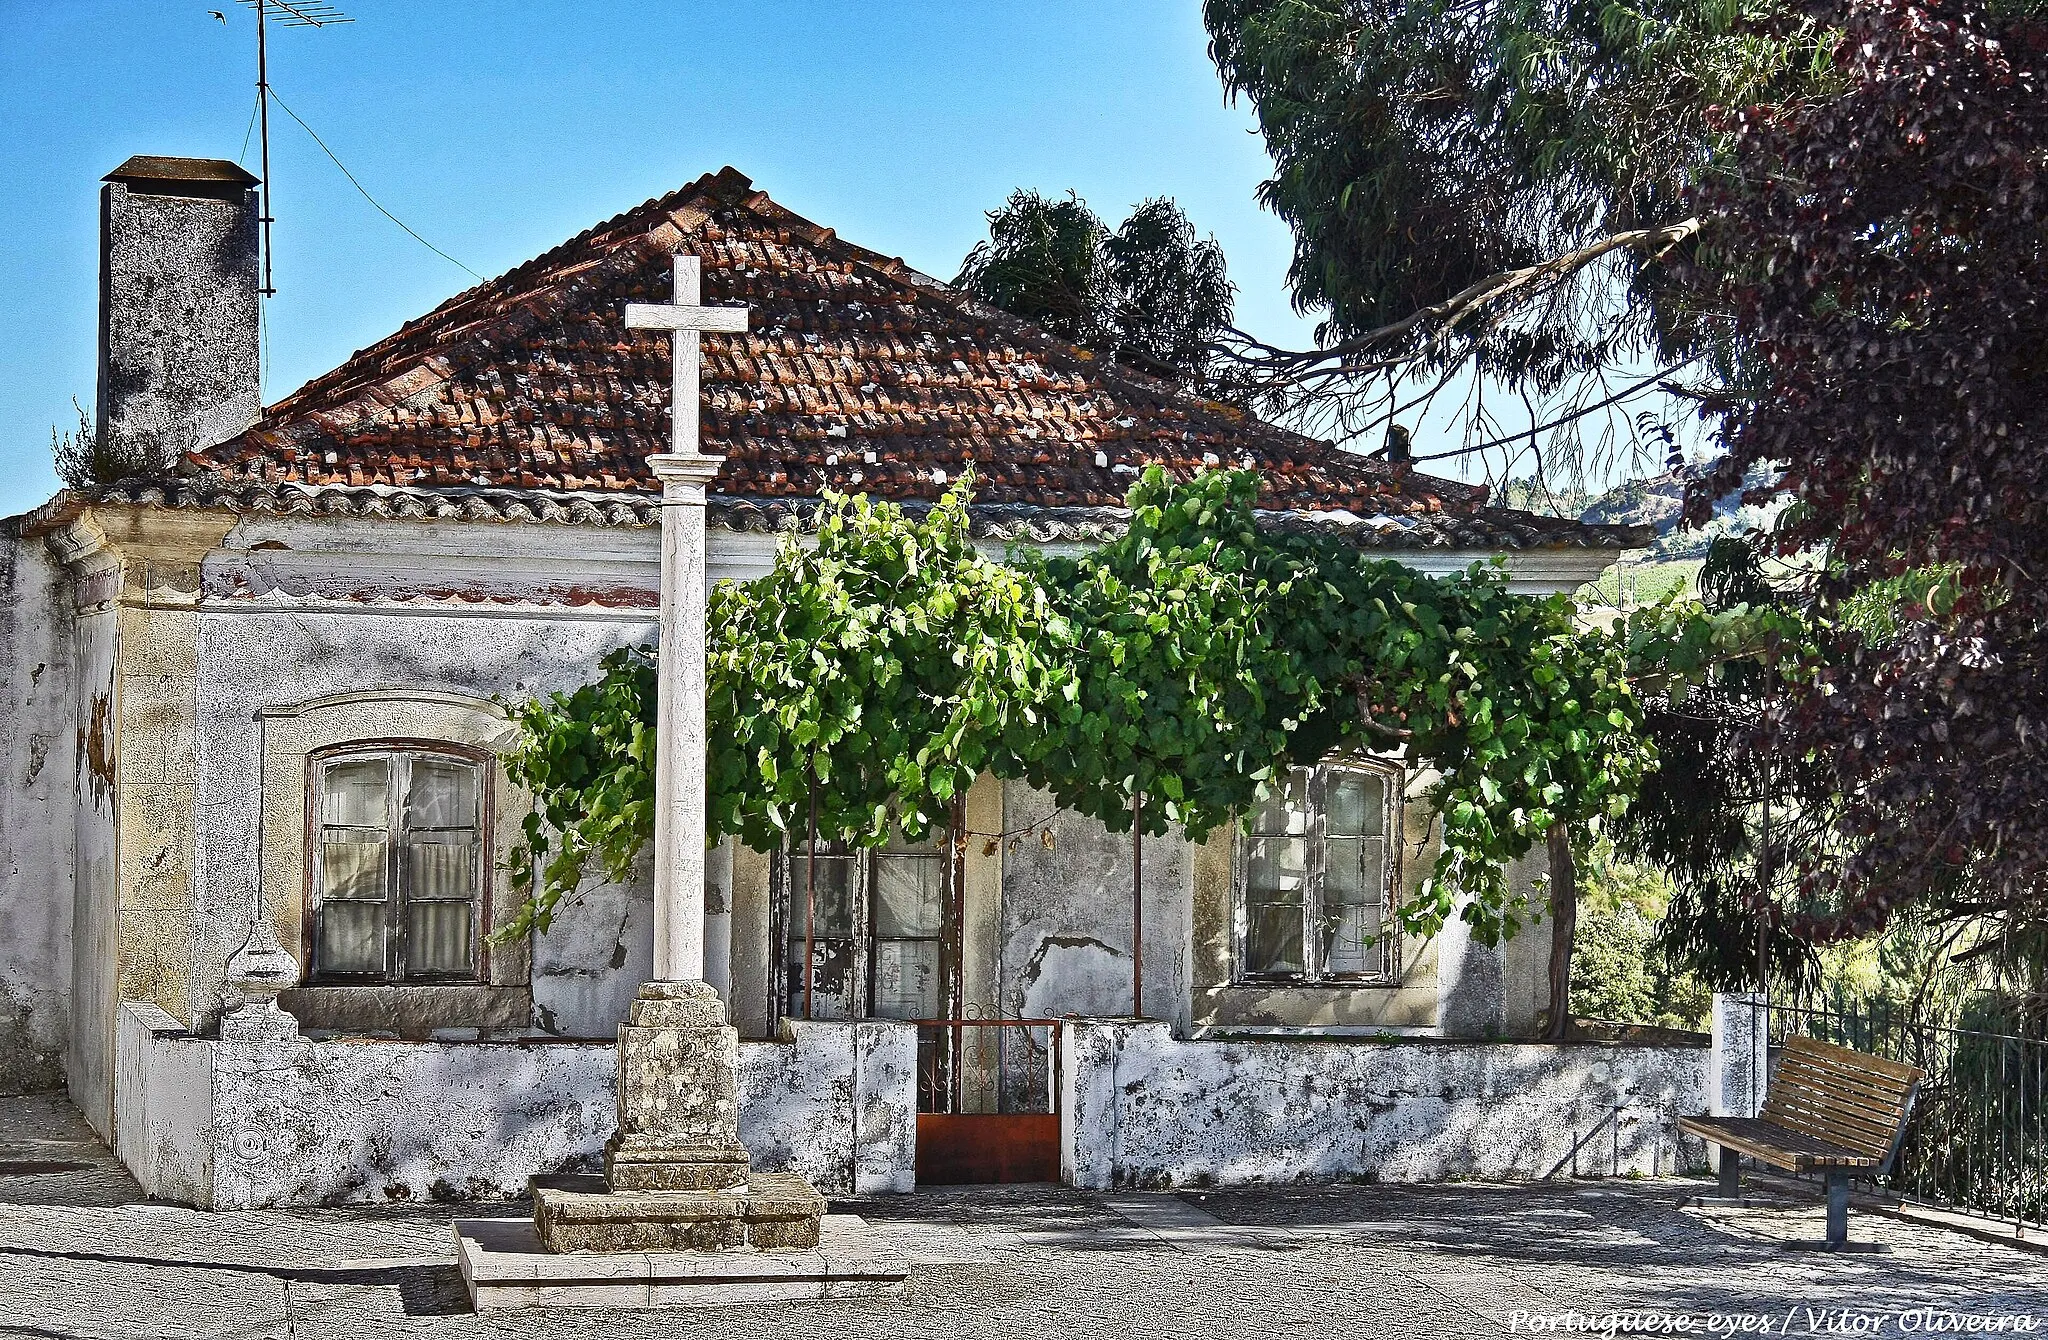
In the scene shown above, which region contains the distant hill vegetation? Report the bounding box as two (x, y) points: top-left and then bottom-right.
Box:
(1529, 463), (1782, 561)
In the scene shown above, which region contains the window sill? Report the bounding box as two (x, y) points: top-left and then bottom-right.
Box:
(280, 984), (532, 1039)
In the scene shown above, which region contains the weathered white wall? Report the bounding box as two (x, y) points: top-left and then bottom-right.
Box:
(67, 582), (120, 1137)
(1061, 1019), (1708, 1190)
(737, 1019), (918, 1196)
(189, 597), (653, 1036)
(529, 853), (657, 1039)
(114, 1003), (917, 1208)
(0, 529), (75, 1094)
(114, 1001), (212, 1204)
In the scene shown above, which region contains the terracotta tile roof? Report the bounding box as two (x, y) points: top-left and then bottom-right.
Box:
(194, 166), (1495, 518)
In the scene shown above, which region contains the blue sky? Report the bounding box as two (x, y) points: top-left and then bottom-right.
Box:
(0, 0), (1339, 517)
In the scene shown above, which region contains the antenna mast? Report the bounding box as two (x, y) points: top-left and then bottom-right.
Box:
(238, 0), (352, 298)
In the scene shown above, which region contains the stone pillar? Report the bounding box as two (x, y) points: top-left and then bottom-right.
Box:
(648, 451), (721, 983)
(217, 908), (300, 1044)
(1710, 991), (1769, 1117)
(530, 257), (823, 1257)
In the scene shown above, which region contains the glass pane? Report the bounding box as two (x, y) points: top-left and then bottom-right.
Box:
(322, 758), (390, 828)
(1325, 836), (1364, 902)
(785, 938), (857, 1020)
(791, 853), (858, 936)
(883, 826), (941, 856)
(1326, 772), (1384, 838)
(318, 900), (387, 976)
(1246, 836), (1307, 896)
(1244, 828), (1306, 977)
(321, 838), (388, 901)
(404, 901), (474, 977)
(873, 940), (941, 1020)
(1245, 904), (1304, 976)
(874, 855), (944, 937)
(1323, 902), (1385, 977)
(406, 833), (476, 901)
(405, 757), (479, 830)
(1251, 769), (1310, 836)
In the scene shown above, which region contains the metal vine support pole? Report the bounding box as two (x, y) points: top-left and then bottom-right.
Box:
(804, 776), (817, 1020)
(1132, 792), (1143, 1018)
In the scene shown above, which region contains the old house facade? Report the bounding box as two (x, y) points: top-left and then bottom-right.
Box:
(0, 158), (1708, 1207)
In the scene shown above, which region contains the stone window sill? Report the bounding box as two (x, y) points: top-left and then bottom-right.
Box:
(280, 984), (532, 1040)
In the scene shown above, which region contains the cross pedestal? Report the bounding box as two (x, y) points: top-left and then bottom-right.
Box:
(524, 255), (827, 1257)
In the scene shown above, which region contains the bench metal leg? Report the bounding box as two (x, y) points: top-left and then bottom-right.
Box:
(1781, 1170), (1890, 1253)
(1681, 1145), (1756, 1208)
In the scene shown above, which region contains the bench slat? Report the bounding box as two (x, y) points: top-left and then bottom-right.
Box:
(1677, 1116), (1881, 1171)
(1758, 1103), (1898, 1160)
(1777, 1061), (1915, 1114)
(1780, 1034), (1925, 1085)
(1763, 1092), (1899, 1139)
(1765, 1083), (1904, 1131)
(1765, 1069), (1909, 1123)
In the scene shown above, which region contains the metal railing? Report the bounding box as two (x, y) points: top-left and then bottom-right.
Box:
(1746, 998), (2046, 1228)
(912, 1017), (1063, 1116)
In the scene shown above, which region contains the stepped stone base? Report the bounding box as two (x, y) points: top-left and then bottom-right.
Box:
(532, 1172), (825, 1253)
(456, 1213), (908, 1310)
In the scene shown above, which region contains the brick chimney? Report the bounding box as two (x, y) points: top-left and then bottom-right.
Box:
(98, 155), (261, 470)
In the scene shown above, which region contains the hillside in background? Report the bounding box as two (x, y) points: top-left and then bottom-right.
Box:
(1576, 464), (1779, 560)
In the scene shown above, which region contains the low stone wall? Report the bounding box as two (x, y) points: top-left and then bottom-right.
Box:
(1060, 1020), (1709, 1190)
(115, 1004), (917, 1209)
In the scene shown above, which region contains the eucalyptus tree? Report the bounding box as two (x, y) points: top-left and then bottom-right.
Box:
(956, 190), (1236, 394)
(1201, 0), (1833, 473)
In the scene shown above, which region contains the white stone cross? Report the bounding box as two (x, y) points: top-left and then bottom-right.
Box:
(626, 255), (749, 984)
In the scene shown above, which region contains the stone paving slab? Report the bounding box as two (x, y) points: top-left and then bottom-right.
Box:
(454, 1213), (908, 1309)
(1, 1094), (2044, 1339)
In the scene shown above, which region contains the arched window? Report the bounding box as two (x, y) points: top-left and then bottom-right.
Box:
(310, 744), (489, 983)
(1235, 759), (1403, 985)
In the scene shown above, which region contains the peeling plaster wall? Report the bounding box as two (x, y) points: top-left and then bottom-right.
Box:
(0, 528), (75, 1094)
(1061, 1020), (1708, 1190)
(68, 577), (120, 1137)
(529, 851), (656, 1040)
(114, 1002), (917, 1208)
(736, 1019), (918, 1196)
(995, 782), (1191, 1109)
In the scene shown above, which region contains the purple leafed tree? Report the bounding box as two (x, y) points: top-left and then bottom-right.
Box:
(1688, 0), (2048, 938)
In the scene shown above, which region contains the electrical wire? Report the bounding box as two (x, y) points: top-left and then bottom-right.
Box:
(264, 84), (485, 283)
(236, 89), (260, 166)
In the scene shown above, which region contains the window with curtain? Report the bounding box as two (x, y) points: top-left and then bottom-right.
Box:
(312, 747), (486, 983)
(1236, 760), (1401, 985)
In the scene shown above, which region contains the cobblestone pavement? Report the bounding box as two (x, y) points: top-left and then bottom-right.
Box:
(1, 1092), (2041, 1340)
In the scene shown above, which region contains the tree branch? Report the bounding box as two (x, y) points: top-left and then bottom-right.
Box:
(1219, 217), (1702, 387)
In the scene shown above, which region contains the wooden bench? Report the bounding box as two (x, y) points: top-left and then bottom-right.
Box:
(1679, 1034), (1924, 1251)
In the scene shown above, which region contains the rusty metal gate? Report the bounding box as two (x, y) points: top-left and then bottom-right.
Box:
(912, 1017), (1063, 1184)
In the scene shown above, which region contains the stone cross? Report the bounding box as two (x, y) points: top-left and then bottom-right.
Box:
(625, 255), (748, 983)
(535, 256), (826, 1248)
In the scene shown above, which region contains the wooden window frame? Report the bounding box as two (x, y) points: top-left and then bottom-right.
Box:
(767, 813), (964, 1027)
(304, 739), (494, 986)
(1232, 758), (1404, 987)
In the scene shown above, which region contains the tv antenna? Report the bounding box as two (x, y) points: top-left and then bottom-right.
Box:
(235, 0), (353, 297)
